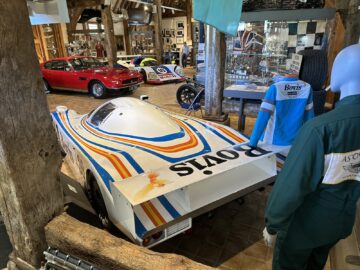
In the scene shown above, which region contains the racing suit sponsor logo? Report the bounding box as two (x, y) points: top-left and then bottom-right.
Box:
(169, 145), (271, 177)
(323, 149), (360, 184)
(343, 163), (360, 174)
(284, 84), (301, 96)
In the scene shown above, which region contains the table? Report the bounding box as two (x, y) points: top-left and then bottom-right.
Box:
(224, 84), (268, 130)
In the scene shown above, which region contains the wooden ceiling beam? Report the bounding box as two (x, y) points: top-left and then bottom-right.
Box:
(67, 0), (101, 9)
(120, 0), (128, 9)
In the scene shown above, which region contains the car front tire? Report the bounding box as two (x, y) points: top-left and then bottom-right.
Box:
(176, 83), (198, 106)
(90, 81), (107, 99)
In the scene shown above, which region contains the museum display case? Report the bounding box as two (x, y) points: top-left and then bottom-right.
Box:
(225, 19), (330, 87)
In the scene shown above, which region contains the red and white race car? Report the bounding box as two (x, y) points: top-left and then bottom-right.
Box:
(118, 57), (186, 84)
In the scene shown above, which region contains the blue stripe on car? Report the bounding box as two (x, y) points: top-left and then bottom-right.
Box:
(134, 214), (147, 238)
(65, 112), (144, 174)
(86, 119), (186, 142)
(158, 195), (180, 219)
(81, 119), (212, 163)
(52, 112), (114, 191)
(191, 119), (239, 145)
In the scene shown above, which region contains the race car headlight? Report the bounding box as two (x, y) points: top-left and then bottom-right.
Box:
(148, 72), (158, 80)
(111, 80), (121, 84)
(175, 67), (184, 77)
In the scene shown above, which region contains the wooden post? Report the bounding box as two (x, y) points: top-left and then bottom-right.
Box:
(0, 0), (63, 268)
(67, 7), (84, 43)
(123, 20), (132, 55)
(102, 5), (117, 67)
(187, 0), (193, 42)
(343, 0), (360, 46)
(203, 25), (228, 122)
(52, 24), (67, 58)
(153, 0), (163, 62)
(186, 0), (193, 65)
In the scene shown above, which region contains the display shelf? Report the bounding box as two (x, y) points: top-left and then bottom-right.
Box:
(241, 8), (336, 22)
(234, 53), (288, 57)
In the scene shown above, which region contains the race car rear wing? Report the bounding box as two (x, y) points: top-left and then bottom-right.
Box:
(111, 143), (289, 207)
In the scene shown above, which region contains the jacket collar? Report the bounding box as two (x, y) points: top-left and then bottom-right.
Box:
(336, 94), (360, 108)
(281, 77), (298, 82)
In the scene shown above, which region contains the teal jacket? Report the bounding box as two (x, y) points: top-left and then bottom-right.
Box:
(266, 94), (360, 248)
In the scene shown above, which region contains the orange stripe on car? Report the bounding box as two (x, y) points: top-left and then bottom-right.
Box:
(141, 201), (166, 226)
(82, 118), (199, 153)
(207, 122), (246, 144)
(60, 114), (131, 179)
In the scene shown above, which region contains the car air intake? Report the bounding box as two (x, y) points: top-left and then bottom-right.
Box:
(166, 218), (191, 237)
(123, 78), (138, 84)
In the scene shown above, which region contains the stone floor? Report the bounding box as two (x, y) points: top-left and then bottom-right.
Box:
(0, 68), (331, 270)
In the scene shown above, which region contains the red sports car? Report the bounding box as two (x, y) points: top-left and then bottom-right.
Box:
(41, 56), (143, 98)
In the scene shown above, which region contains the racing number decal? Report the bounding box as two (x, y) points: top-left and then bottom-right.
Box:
(169, 145), (271, 177)
(156, 67), (168, 74)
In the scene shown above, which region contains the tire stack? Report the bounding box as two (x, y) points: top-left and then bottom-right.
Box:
(298, 49), (328, 116)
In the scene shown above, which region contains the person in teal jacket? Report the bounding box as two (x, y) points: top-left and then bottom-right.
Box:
(263, 44), (360, 270)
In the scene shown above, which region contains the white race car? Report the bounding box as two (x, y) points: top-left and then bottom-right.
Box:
(52, 97), (287, 247)
(118, 57), (185, 84)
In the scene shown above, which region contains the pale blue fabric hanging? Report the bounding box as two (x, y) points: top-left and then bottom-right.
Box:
(193, 0), (243, 36)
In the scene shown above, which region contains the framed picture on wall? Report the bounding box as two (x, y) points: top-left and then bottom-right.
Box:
(176, 30), (183, 37)
(165, 29), (171, 37)
(170, 29), (175, 37)
(176, 21), (184, 29)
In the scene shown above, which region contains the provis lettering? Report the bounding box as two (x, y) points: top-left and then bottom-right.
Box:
(169, 145), (271, 177)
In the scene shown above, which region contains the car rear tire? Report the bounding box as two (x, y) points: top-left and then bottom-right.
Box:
(85, 173), (115, 231)
(176, 84), (198, 106)
(90, 81), (107, 99)
(43, 79), (51, 94)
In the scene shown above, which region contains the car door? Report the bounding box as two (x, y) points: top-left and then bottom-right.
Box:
(45, 60), (71, 89)
(60, 60), (85, 90)
(42, 60), (59, 87)
(67, 58), (91, 91)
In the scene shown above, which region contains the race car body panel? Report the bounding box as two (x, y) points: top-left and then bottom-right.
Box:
(118, 57), (185, 84)
(51, 98), (288, 247)
(139, 65), (185, 84)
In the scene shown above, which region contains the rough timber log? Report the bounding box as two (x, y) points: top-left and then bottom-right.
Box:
(0, 0), (63, 268)
(45, 214), (216, 270)
(102, 4), (118, 67)
(153, 0), (164, 63)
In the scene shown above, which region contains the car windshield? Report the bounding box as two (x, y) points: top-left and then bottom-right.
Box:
(89, 102), (117, 126)
(69, 57), (106, 71)
(142, 60), (158, 67)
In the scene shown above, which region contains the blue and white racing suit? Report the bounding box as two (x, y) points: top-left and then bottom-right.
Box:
(249, 77), (314, 147)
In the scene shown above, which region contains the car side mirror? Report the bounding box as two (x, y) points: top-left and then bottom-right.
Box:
(65, 66), (72, 72)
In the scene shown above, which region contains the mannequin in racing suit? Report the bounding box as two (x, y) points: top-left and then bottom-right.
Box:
(263, 44), (360, 270)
